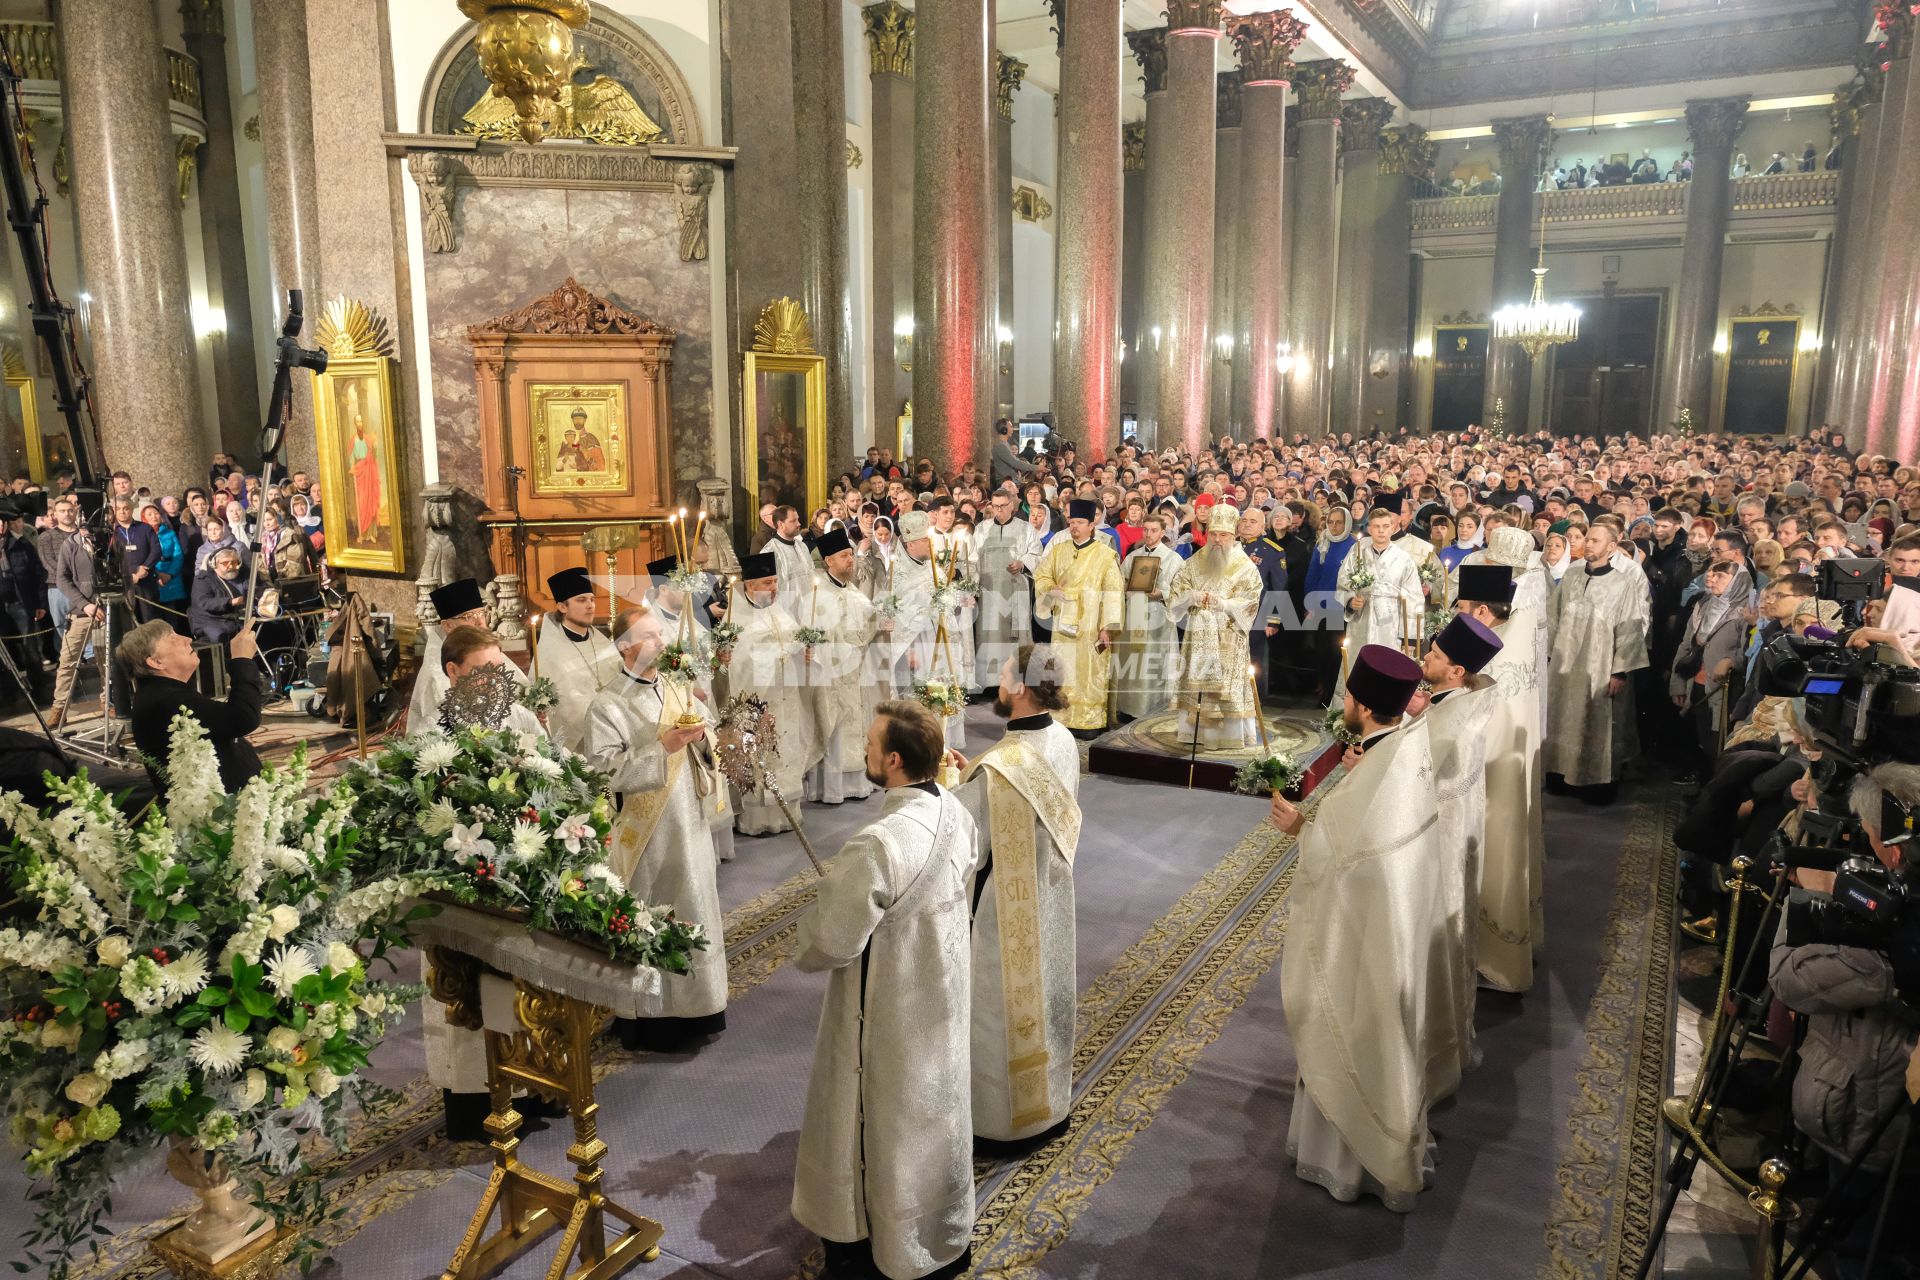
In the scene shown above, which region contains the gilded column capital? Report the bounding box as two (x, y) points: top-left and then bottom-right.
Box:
(862, 1), (914, 77)
(179, 0), (224, 38)
(996, 54), (1027, 123)
(1217, 70), (1242, 129)
(1875, 3), (1917, 61)
(1684, 96), (1749, 157)
(1338, 97), (1394, 153)
(1491, 115), (1552, 175)
(1127, 27), (1169, 96)
(1165, 0), (1225, 35)
(1378, 123), (1434, 178)
(1123, 120), (1148, 172)
(1229, 8), (1307, 85)
(1042, 0), (1065, 51)
(1292, 60), (1354, 120)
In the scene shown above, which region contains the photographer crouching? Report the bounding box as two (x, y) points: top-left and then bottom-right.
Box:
(1769, 761), (1920, 1278)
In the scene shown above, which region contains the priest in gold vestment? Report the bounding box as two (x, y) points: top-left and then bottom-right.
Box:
(1031, 498), (1123, 737)
(1169, 504), (1265, 748)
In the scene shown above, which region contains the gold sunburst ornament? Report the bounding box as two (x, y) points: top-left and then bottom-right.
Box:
(314, 296), (394, 361)
(457, 0), (591, 145)
(752, 297), (815, 354)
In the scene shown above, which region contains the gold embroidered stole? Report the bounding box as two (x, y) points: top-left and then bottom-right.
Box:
(608, 679), (705, 882)
(964, 735), (1081, 1130)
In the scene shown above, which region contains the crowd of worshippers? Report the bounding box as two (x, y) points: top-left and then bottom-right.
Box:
(0, 455), (325, 728)
(1526, 140), (1836, 194)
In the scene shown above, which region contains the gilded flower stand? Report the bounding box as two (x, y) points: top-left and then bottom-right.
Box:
(416, 905), (670, 1280)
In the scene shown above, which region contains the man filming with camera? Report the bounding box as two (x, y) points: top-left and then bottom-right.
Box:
(1769, 761), (1920, 1277)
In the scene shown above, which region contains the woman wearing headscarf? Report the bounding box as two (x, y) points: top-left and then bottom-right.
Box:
(1543, 530), (1573, 589)
(1438, 510), (1481, 573)
(1669, 558), (1751, 781)
(1304, 506), (1355, 701)
(854, 514), (896, 601)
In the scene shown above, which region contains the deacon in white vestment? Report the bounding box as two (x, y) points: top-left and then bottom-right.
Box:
(973, 491), (1041, 687)
(803, 528), (883, 805)
(729, 550), (820, 834)
(1335, 509), (1425, 692)
(952, 646), (1080, 1151)
(1469, 534), (1550, 990)
(891, 512), (968, 751)
(1168, 506), (1264, 746)
(407, 578), (505, 730)
(1268, 645), (1446, 1213)
(928, 499), (980, 694)
(792, 701), (977, 1280)
(767, 505), (815, 615)
(581, 605), (730, 1050)
(1545, 523), (1650, 793)
(1113, 514), (1182, 721)
(534, 566), (619, 753)
(1409, 613), (1504, 1102)
(646, 551), (736, 864)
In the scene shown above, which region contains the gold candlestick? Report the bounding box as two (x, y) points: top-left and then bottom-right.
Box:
(529, 611), (542, 681)
(1248, 663), (1272, 754)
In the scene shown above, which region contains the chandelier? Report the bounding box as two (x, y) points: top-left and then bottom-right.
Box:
(1493, 205), (1580, 359)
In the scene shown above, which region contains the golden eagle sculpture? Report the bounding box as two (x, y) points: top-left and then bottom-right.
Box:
(461, 63), (664, 146)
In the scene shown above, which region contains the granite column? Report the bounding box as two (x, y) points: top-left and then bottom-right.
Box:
(912, 0), (993, 475)
(62, 0), (206, 492)
(179, 0), (260, 457)
(1229, 10), (1306, 441)
(1126, 31), (1168, 439)
(1209, 72), (1241, 437)
(1368, 125), (1431, 431)
(1658, 98), (1747, 433)
(791, 0), (856, 467)
(1138, 3), (1223, 454)
(1483, 115), (1551, 431)
(1817, 70), (1881, 435)
(1120, 121), (1147, 423)
(1054, 0), (1122, 460)
(1867, 13), (1920, 457)
(252, 0), (322, 473)
(863, 3), (914, 452)
(1331, 98), (1395, 435)
(1284, 59), (1353, 437)
(1835, 54), (1905, 447)
(994, 54), (1025, 424)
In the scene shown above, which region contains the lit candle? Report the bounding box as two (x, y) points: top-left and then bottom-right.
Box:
(1249, 664), (1271, 754)
(667, 511), (680, 563)
(692, 508), (707, 561)
(678, 507), (690, 561)
(529, 611), (543, 681)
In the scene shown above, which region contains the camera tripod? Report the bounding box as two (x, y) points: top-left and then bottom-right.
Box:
(55, 589), (129, 766)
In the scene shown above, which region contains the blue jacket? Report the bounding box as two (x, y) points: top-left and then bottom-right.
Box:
(1242, 537), (1290, 625)
(1306, 536), (1355, 598)
(154, 524), (188, 603)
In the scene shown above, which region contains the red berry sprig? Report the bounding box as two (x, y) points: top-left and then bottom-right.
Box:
(609, 912), (632, 935)
(471, 857), (495, 880)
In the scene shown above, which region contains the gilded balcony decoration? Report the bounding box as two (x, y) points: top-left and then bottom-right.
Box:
(1216, 70), (1242, 129)
(1228, 8), (1308, 85)
(1685, 97), (1749, 155)
(1292, 60), (1355, 120)
(1123, 121), (1148, 173)
(996, 54), (1027, 123)
(862, 1), (914, 77)
(175, 134), (199, 205)
(456, 0), (591, 144)
(1492, 115), (1552, 175)
(1012, 185), (1053, 223)
(846, 139), (862, 169)
(165, 49), (203, 112)
(0, 21), (204, 116)
(1378, 123), (1434, 178)
(1164, 0), (1225, 35)
(1127, 27), (1169, 96)
(1338, 97), (1395, 153)
(1409, 172), (1841, 235)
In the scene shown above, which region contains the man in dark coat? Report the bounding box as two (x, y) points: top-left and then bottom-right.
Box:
(1237, 507), (1290, 702)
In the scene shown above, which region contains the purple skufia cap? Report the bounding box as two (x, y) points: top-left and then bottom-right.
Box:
(1348, 644), (1423, 718)
(1433, 613), (1503, 673)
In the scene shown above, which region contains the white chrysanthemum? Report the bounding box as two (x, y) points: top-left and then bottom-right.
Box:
(266, 946), (318, 998)
(413, 738), (459, 776)
(584, 864), (623, 892)
(520, 754), (562, 780)
(420, 799), (459, 838)
(189, 1024), (249, 1076)
(164, 949), (210, 998)
(508, 822), (547, 862)
(265, 843), (310, 874)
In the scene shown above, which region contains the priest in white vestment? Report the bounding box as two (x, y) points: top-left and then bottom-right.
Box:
(729, 551), (819, 834)
(891, 511), (968, 751)
(1031, 498), (1125, 738)
(1335, 508), (1425, 694)
(792, 700), (978, 1280)
(408, 578), (509, 730)
(534, 566), (619, 753)
(1113, 512), (1182, 721)
(1267, 644), (1446, 1213)
(929, 498), (980, 694)
(1545, 522), (1650, 799)
(1169, 505), (1264, 747)
(1468, 536), (1549, 991)
(803, 527), (882, 805)
(1409, 612), (1503, 1102)
(951, 645), (1080, 1153)
(767, 504), (815, 614)
(646, 552), (735, 864)
(974, 489), (1041, 687)
(580, 604), (730, 1052)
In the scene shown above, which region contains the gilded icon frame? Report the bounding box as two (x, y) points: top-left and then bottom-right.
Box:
(529, 381), (632, 497)
(312, 354), (406, 574)
(741, 350), (826, 517)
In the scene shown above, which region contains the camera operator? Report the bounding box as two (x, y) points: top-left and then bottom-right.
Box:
(1769, 762), (1920, 1276)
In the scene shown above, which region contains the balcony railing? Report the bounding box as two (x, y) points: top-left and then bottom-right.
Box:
(1410, 171), (1840, 234)
(0, 20), (202, 115)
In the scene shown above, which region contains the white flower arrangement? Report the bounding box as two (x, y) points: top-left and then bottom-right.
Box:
(0, 713), (423, 1279)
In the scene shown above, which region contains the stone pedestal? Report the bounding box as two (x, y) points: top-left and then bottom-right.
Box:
(1137, 4), (1224, 454)
(864, 3), (915, 452)
(1228, 10), (1306, 441)
(63, 0), (207, 493)
(1331, 98), (1395, 435)
(1054, 0), (1123, 460)
(1658, 98), (1747, 434)
(1483, 115), (1551, 432)
(252, 0), (321, 474)
(180, 0), (260, 458)
(791, 0), (856, 469)
(1284, 60), (1353, 438)
(1209, 72), (1241, 436)
(912, 0), (993, 474)
(995, 54), (1024, 425)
